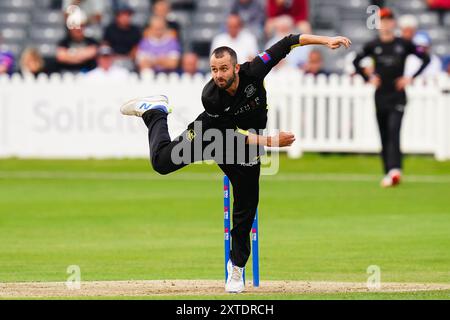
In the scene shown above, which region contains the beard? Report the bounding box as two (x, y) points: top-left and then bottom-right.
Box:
(215, 73), (236, 90)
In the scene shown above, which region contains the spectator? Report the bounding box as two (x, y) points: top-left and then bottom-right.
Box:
(446, 60), (450, 75)
(85, 45), (129, 80)
(103, 4), (141, 70)
(136, 16), (181, 73)
(20, 48), (45, 77)
(210, 14), (259, 64)
(405, 31), (443, 78)
(63, 0), (105, 25)
(56, 12), (99, 73)
(302, 49), (329, 76)
(180, 52), (200, 75)
(427, 0), (450, 25)
(0, 38), (14, 75)
(266, 0), (311, 36)
(151, 0), (181, 40)
(265, 15), (311, 69)
(398, 14), (418, 42)
(230, 0), (266, 40)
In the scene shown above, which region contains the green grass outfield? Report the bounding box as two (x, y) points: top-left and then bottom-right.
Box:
(0, 154), (449, 299)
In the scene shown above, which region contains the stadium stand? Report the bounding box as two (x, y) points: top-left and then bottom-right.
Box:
(0, 0), (448, 74)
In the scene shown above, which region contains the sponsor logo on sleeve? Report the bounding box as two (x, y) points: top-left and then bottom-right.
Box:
(258, 51), (272, 64)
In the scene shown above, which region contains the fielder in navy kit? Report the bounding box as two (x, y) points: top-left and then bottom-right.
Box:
(353, 8), (430, 187)
(121, 33), (351, 292)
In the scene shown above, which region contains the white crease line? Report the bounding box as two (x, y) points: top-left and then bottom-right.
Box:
(0, 171), (450, 183)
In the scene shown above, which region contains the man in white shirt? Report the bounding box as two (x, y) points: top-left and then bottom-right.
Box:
(85, 45), (129, 81)
(404, 31), (443, 78)
(210, 14), (259, 64)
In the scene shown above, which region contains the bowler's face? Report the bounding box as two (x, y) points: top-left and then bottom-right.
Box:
(210, 54), (237, 90)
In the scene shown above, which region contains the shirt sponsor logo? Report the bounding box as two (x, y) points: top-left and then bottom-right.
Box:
(205, 111), (219, 118)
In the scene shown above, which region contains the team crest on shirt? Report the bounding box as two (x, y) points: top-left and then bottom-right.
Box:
(374, 46), (383, 55)
(244, 84), (256, 98)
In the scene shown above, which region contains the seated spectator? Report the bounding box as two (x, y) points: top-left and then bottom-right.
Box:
(265, 15), (311, 70)
(230, 0), (266, 40)
(85, 45), (129, 80)
(398, 14), (418, 42)
(20, 48), (45, 77)
(63, 0), (105, 25)
(136, 16), (181, 73)
(210, 14), (259, 64)
(427, 0), (450, 25)
(405, 31), (443, 78)
(103, 4), (141, 71)
(151, 0), (181, 41)
(265, 0), (311, 36)
(56, 12), (99, 73)
(0, 50), (14, 75)
(302, 49), (329, 76)
(180, 52), (200, 75)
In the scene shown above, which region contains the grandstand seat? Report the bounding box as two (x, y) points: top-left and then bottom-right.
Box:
(122, 0), (151, 12)
(311, 5), (340, 30)
(84, 25), (103, 41)
(193, 11), (225, 27)
(388, 0), (427, 13)
(341, 23), (376, 43)
(417, 12), (440, 28)
(434, 43), (450, 58)
(444, 12), (450, 27)
(31, 42), (58, 57)
(168, 10), (192, 28)
(427, 27), (449, 45)
(188, 26), (217, 57)
(132, 12), (150, 28)
(0, 28), (27, 42)
(29, 27), (65, 43)
(196, 0), (228, 12)
(33, 10), (65, 26)
(34, 0), (52, 8)
(0, 43), (22, 57)
(0, 12), (30, 27)
(169, 0), (196, 11)
(0, 0), (34, 10)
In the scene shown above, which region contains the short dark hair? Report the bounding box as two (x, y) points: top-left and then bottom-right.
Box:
(211, 46), (238, 66)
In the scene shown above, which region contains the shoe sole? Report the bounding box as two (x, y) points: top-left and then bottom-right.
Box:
(120, 95), (169, 116)
(225, 288), (244, 294)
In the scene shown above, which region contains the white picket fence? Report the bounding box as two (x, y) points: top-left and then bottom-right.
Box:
(266, 71), (450, 160)
(0, 71), (449, 160)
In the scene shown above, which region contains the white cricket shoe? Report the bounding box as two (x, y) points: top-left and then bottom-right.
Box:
(120, 95), (170, 117)
(225, 260), (245, 293)
(380, 174), (393, 188)
(381, 169), (402, 188)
